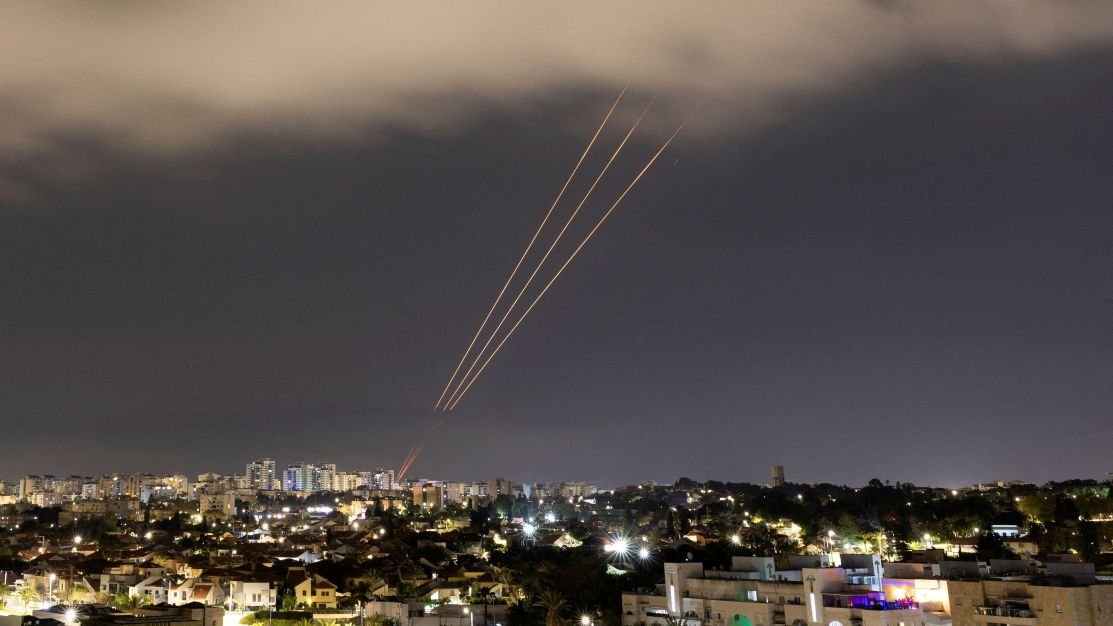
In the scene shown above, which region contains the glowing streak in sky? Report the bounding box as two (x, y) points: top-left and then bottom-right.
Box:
(397, 445), (418, 479)
(442, 99), (653, 411)
(444, 116), (691, 411)
(433, 87), (627, 409)
(398, 439), (428, 480)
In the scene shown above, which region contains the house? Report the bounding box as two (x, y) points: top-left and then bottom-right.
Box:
(285, 567), (337, 609)
(169, 579), (225, 606)
(228, 577), (277, 611)
(130, 575), (172, 605)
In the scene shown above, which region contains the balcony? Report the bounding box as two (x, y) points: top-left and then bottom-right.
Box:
(972, 606), (1037, 625)
(821, 594), (919, 611)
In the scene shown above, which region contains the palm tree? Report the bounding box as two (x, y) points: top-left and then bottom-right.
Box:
(281, 592), (298, 611)
(18, 585), (42, 606)
(112, 592), (151, 613)
(69, 587), (92, 604)
(536, 590), (567, 626)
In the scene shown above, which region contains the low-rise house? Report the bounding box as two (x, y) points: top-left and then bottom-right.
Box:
(227, 578), (277, 612)
(285, 567), (337, 609)
(130, 575), (172, 605)
(168, 579), (225, 606)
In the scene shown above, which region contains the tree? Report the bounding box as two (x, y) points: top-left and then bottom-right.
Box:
(69, 587), (92, 604)
(346, 572), (383, 610)
(113, 592), (152, 613)
(975, 532), (1014, 561)
(535, 590), (567, 626)
(18, 585), (42, 605)
(281, 593), (298, 611)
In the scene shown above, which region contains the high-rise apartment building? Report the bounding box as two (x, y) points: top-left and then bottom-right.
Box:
(282, 463), (335, 493)
(246, 458), (276, 491)
(412, 482), (445, 510)
(371, 469), (396, 491)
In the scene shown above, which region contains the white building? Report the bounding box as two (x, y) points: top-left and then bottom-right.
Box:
(246, 458), (276, 491)
(623, 555), (920, 626)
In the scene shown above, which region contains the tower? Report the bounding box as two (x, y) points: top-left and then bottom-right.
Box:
(771, 464), (785, 487)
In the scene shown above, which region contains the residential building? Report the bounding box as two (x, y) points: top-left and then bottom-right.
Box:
(487, 478), (512, 499)
(887, 557), (1113, 626)
(413, 482), (445, 510)
(228, 578), (277, 612)
(199, 493), (236, 520)
(246, 458), (276, 491)
(283, 463), (334, 493)
(371, 469), (396, 491)
(169, 578), (225, 606)
(286, 567), (338, 609)
(623, 555), (921, 626)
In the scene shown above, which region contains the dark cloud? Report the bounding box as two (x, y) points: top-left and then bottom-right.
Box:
(4, 1), (1113, 199)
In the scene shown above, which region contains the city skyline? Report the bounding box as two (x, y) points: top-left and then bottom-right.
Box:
(2, 3), (1111, 487)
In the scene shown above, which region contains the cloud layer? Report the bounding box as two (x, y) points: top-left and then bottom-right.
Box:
(3, 1), (1113, 199)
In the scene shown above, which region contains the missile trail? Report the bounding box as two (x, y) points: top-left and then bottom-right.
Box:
(398, 443), (424, 480)
(433, 87), (628, 409)
(444, 117), (691, 411)
(398, 443), (422, 480)
(397, 445), (418, 478)
(442, 100), (654, 411)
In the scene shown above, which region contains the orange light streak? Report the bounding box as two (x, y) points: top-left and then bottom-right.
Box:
(433, 87), (627, 409)
(445, 117), (691, 411)
(442, 100), (654, 411)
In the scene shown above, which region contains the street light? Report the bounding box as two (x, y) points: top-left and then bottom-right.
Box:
(580, 615), (591, 626)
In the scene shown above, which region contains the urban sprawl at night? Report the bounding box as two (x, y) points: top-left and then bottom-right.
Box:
(2, 464), (1113, 626)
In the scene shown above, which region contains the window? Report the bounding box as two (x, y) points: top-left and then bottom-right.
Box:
(1055, 604), (1062, 613)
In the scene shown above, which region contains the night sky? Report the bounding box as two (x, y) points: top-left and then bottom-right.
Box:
(2, 3), (1111, 487)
